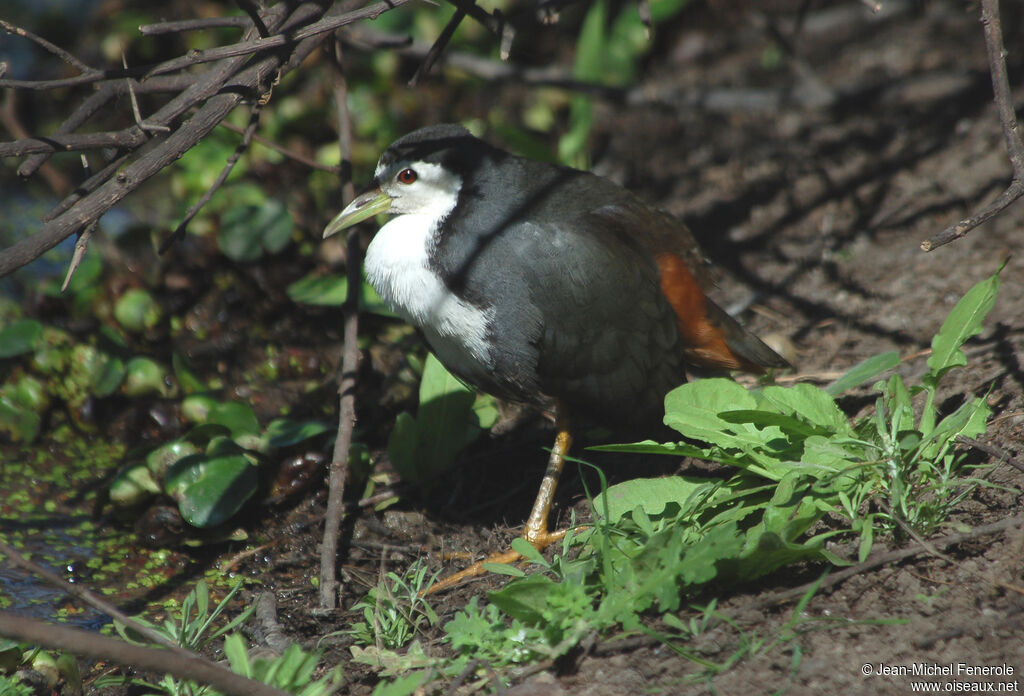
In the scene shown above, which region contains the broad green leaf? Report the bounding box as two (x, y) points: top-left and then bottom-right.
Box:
(114, 288), (162, 332)
(386, 411), (418, 482)
(218, 199), (293, 262)
(663, 378), (761, 448)
(122, 356), (170, 397)
(286, 272), (395, 316)
(223, 634), (251, 677)
(487, 574), (557, 625)
(593, 476), (716, 523)
(718, 409), (822, 438)
(919, 397), (991, 460)
(92, 354), (126, 397)
(926, 270), (1001, 386)
(371, 671), (428, 696)
(825, 351), (900, 396)
(679, 522), (744, 585)
(759, 383), (852, 432)
(0, 319), (42, 358)
(173, 352), (208, 393)
(264, 418), (332, 447)
(208, 401), (260, 437)
(481, 562), (527, 577)
(171, 453), (259, 528)
(390, 354), (479, 482)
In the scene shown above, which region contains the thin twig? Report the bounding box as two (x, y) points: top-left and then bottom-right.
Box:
(159, 101), (264, 254)
(61, 222), (95, 292)
(444, 0), (504, 37)
(235, 0), (272, 38)
(217, 120), (342, 173)
(0, 539), (189, 655)
(0, 19), (94, 74)
(0, 613), (292, 696)
(957, 435), (1024, 475)
(0, 91), (70, 193)
(123, 49), (171, 134)
(319, 41), (360, 610)
(139, 16), (252, 35)
(0, 0), (414, 91)
(921, 0), (1024, 251)
(409, 7), (468, 86)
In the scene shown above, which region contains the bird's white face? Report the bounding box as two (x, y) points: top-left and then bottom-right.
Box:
(374, 160), (462, 219)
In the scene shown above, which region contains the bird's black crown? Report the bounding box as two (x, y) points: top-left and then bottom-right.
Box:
(378, 124), (503, 179)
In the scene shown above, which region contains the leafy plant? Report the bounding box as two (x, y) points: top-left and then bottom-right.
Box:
(224, 636), (343, 696)
(109, 400), (331, 528)
(115, 579), (254, 654)
(103, 580), (341, 696)
(344, 559), (440, 650)
(602, 268), (1002, 560)
(352, 270), (1005, 690)
(385, 354), (498, 485)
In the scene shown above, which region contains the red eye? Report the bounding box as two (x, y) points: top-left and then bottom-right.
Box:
(397, 168), (417, 184)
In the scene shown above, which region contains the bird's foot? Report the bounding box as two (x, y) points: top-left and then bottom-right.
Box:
(422, 528), (569, 595)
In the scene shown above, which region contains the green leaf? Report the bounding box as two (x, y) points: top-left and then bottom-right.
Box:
(122, 356), (170, 397)
(287, 273), (347, 305)
(679, 522), (744, 586)
(173, 352), (208, 393)
(223, 634), (251, 678)
(264, 418), (332, 447)
(759, 383), (852, 432)
(663, 378), (761, 448)
(388, 354), (480, 483)
(113, 288), (162, 332)
(371, 672), (428, 696)
(92, 354), (126, 397)
(718, 409), (822, 438)
(825, 351), (900, 396)
(286, 272), (395, 316)
(926, 270), (1001, 387)
(591, 440), (712, 458)
(593, 476), (716, 523)
(208, 401), (260, 437)
(218, 199), (293, 262)
(0, 319), (42, 358)
(487, 574), (556, 625)
(480, 562), (526, 577)
(167, 453), (259, 528)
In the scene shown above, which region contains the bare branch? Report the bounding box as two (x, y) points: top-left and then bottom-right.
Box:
(319, 39), (360, 611)
(921, 0), (1024, 251)
(0, 129), (150, 157)
(409, 7), (468, 86)
(217, 120), (342, 173)
(0, 18), (95, 74)
(0, 0), (414, 91)
(160, 103), (264, 254)
(0, 538), (189, 655)
(139, 16), (252, 35)
(0, 0), (417, 278)
(0, 613), (293, 696)
(444, 0), (504, 37)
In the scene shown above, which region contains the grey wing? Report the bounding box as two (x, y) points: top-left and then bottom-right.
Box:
(508, 216), (688, 431)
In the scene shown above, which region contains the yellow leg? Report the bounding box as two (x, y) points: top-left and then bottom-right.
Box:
(424, 425), (573, 595)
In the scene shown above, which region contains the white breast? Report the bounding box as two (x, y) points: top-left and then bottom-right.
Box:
(364, 213), (494, 378)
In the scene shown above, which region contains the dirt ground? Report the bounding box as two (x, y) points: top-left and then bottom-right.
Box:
(223, 1), (1024, 693)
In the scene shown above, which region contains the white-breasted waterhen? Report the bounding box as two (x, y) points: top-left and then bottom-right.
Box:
(323, 124), (789, 592)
